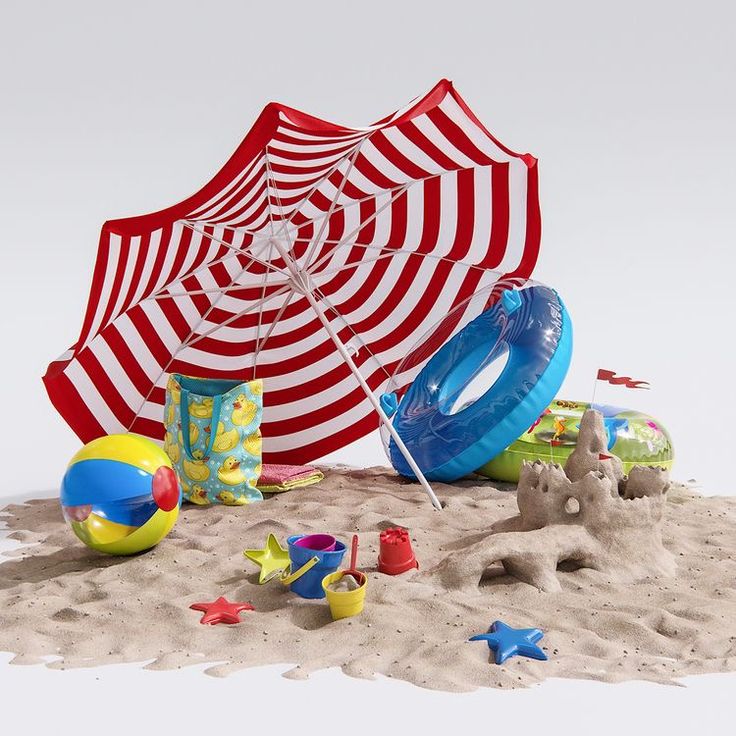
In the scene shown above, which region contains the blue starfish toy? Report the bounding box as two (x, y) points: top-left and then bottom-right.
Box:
(469, 620), (548, 665)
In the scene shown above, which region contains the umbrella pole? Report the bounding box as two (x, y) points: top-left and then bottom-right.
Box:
(302, 286), (443, 511)
(268, 238), (442, 511)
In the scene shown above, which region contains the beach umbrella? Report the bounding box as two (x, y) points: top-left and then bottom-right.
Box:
(44, 79), (541, 509)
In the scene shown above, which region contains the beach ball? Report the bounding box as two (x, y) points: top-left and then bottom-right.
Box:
(60, 434), (181, 555)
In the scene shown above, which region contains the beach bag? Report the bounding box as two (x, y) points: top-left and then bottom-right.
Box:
(163, 374), (263, 505)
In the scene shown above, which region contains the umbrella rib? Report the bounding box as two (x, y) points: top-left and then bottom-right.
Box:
(144, 235), (275, 303)
(149, 280), (290, 300)
(127, 237), (290, 428)
(180, 218), (266, 242)
(267, 237), (442, 511)
(252, 239), (277, 377)
(178, 283), (292, 352)
(292, 161), (506, 275)
(308, 243), (502, 278)
(291, 181), (415, 234)
(303, 184), (411, 274)
(252, 150), (294, 377)
(187, 178), (411, 244)
(264, 148), (283, 236)
(312, 286), (392, 382)
(273, 138), (367, 238)
(130, 189), (288, 427)
(180, 221), (290, 277)
(191, 182), (395, 237)
(280, 112), (446, 241)
(190, 162), (495, 246)
(298, 142), (364, 265)
(128, 282), (293, 429)
(253, 290), (296, 365)
(306, 285), (441, 510)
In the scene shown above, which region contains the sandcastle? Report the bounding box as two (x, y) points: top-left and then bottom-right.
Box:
(425, 409), (675, 593)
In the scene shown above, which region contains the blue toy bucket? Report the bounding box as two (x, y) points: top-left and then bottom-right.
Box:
(287, 535), (346, 599)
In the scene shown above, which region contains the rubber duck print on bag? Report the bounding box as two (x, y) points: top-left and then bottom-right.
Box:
(163, 374), (263, 505)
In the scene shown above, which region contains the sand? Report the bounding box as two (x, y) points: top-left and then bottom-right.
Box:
(1, 466), (735, 692)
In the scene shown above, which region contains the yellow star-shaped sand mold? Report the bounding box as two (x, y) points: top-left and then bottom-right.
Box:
(243, 533), (290, 584)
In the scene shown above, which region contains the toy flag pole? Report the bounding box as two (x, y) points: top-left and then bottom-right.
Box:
(269, 239), (443, 511)
(591, 372), (598, 407)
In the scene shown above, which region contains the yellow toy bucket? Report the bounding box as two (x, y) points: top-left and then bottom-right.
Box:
(322, 571), (367, 620)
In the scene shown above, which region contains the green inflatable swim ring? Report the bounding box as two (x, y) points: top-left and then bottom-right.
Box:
(476, 399), (674, 483)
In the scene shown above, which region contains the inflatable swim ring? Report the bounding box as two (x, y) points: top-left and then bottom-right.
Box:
(476, 399), (674, 482)
(383, 282), (573, 482)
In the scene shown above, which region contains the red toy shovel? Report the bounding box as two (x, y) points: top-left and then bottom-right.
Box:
(343, 534), (365, 586)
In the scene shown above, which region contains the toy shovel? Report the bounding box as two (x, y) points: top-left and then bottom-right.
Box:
(321, 534), (367, 618)
(342, 534), (365, 587)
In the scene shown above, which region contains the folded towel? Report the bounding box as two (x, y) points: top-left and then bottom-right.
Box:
(257, 464), (324, 493)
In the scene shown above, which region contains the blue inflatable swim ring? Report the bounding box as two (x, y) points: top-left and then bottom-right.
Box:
(386, 284), (573, 482)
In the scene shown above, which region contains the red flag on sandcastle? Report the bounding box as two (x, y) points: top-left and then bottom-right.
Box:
(596, 369), (650, 390)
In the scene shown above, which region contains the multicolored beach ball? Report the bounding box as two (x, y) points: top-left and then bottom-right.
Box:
(60, 434), (181, 555)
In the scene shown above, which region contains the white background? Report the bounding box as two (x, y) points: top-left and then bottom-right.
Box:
(1, 1), (734, 733)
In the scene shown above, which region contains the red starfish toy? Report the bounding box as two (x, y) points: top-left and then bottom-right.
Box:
(190, 596), (255, 625)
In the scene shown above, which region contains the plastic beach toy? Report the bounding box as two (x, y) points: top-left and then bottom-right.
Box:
(343, 534), (362, 582)
(190, 596), (255, 625)
(381, 282), (572, 482)
(60, 434), (181, 555)
(477, 399), (674, 482)
(287, 535), (346, 599)
(469, 620), (548, 665)
(244, 533), (325, 587)
(323, 535), (367, 620)
(244, 533), (292, 583)
(244, 532), (345, 594)
(378, 528), (418, 575)
(293, 534), (337, 552)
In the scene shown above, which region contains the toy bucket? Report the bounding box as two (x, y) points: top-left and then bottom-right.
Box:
(322, 571), (367, 620)
(293, 534), (337, 552)
(287, 535), (346, 599)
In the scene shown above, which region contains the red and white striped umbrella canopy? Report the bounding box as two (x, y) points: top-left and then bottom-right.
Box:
(44, 79), (541, 465)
